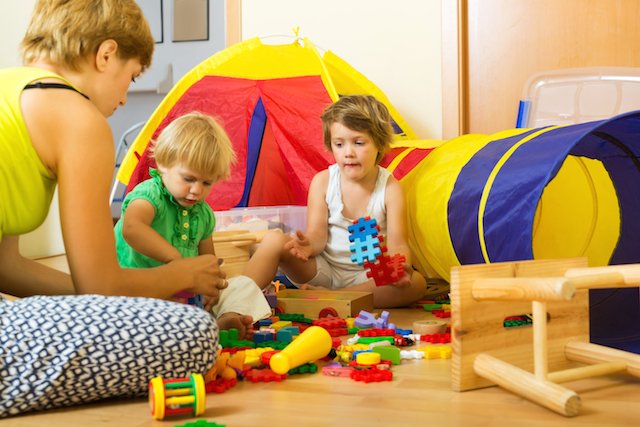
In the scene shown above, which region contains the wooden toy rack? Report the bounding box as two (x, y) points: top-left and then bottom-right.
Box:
(451, 257), (640, 416)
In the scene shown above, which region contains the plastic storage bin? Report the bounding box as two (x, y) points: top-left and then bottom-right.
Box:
(214, 205), (307, 233)
(516, 67), (640, 128)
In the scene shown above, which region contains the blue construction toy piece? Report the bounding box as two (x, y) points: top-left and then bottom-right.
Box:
(350, 234), (382, 265)
(187, 294), (204, 309)
(348, 217), (379, 243)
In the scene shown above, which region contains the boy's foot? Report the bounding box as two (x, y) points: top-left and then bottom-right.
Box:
(217, 312), (254, 339)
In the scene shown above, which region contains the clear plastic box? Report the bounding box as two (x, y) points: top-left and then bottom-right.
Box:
(517, 67), (640, 128)
(214, 205), (307, 233)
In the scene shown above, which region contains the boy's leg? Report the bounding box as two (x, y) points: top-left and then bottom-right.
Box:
(0, 295), (218, 418)
(216, 312), (254, 338)
(370, 270), (427, 308)
(242, 230), (287, 288)
(244, 230), (318, 288)
(209, 276), (272, 337)
(337, 270), (427, 308)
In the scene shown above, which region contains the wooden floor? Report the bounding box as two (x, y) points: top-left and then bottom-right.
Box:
(4, 257), (639, 427)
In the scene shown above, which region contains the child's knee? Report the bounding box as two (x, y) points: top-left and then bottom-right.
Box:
(260, 229), (290, 252)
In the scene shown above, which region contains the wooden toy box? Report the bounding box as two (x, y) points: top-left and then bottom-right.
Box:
(275, 289), (374, 319)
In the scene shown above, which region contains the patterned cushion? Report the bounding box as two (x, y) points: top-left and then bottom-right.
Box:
(0, 295), (218, 417)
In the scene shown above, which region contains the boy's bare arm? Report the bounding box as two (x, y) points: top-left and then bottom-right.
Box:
(199, 237), (215, 256)
(383, 177), (412, 262)
(297, 171), (329, 255)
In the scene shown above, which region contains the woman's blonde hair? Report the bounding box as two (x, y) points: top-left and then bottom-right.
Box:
(321, 95), (394, 163)
(152, 112), (237, 182)
(21, 0), (154, 71)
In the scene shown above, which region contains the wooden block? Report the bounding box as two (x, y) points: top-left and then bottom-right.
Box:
(276, 289), (374, 319)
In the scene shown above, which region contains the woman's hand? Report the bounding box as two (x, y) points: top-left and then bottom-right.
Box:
(171, 255), (228, 298)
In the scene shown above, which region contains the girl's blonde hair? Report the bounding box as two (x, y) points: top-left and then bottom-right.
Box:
(321, 95), (394, 163)
(21, 0), (154, 71)
(152, 112), (237, 182)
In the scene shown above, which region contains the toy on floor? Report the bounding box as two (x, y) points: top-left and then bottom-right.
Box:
(348, 217), (406, 286)
(452, 257), (640, 417)
(174, 420), (226, 427)
(269, 325), (332, 374)
(148, 373), (206, 420)
(174, 292), (204, 309)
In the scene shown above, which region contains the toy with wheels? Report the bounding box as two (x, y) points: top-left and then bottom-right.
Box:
(148, 373), (206, 420)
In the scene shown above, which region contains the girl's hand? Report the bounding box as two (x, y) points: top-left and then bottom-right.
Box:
(284, 230), (313, 261)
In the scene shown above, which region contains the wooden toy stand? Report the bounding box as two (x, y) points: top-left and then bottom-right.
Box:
(212, 230), (260, 277)
(451, 257), (640, 416)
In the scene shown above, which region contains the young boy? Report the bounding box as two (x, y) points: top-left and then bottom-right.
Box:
(249, 95), (426, 308)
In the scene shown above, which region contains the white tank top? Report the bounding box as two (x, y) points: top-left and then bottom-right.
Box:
(322, 164), (390, 270)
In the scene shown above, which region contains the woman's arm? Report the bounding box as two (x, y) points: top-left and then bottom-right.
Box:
(120, 199), (182, 263)
(21, 88), (224, 300)
(0, 236), (75, 297)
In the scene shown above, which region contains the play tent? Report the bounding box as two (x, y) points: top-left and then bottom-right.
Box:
(116, 37), (417, 211)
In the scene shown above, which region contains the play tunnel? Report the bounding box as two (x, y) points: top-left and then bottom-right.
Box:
(384, 110), (640, 281)
(383, 110), (640, 352)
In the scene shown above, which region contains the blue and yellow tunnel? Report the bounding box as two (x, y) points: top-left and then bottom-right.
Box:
(385, 110), (640, 282)
(383, 111), (640, 353)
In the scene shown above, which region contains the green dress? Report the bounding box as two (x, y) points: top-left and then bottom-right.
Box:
(115, 169), (215, 306)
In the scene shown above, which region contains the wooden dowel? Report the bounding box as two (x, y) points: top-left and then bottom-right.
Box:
(548, 361), (627, 383)
(565, 265), (640, 287)
(473, 353), (581, 417)
(564, 272), (626, 289)
(565, 341), (640, 378)
(471, 277), (575, 302)
(532, 301), (548, 380)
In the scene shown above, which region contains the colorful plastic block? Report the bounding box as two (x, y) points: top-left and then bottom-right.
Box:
(174, 420), (226, 427)
(350, 367), (393, 383)
(372, 346), (401, 365)
(365, 253), (406, 286)
(205, 377), (237, 394)
(350, 234), (382, 265)
(244, 368), (287, 383)
(348, 216), (380, 242)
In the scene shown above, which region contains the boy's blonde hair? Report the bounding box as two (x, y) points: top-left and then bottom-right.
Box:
(321, 95), (394, 163)
(152, 112), (237, 182)
(21, 0), (154, 71)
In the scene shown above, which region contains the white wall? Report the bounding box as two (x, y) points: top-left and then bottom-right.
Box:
(0, 0), (35, 68)
(241, 0), (443, 139)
